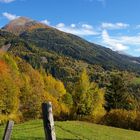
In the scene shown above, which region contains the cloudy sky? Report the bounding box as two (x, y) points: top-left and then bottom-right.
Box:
(0, 0), (140, 56)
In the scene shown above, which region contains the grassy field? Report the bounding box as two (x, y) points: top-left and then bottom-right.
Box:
(131, 77), (140, 84)
(0, 120), (140, 140)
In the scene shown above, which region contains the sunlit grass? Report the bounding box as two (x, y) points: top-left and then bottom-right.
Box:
(0, 120), (140, 140)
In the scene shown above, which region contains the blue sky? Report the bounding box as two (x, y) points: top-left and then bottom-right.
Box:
(0, 0), (140, 56)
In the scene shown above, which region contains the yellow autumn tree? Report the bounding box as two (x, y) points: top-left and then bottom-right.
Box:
(0, 54), (20, 123)
(73, 69), (106, 122)
(44, 74), (66, 99)
(18, 60), (45, 119)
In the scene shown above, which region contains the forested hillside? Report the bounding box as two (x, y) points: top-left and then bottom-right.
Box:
(0, 52), (71, 122)
(1, 17), (140, 131)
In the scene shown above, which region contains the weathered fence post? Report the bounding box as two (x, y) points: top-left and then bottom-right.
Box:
(3, 120), (14, 140)
(42, 102), (56, 140)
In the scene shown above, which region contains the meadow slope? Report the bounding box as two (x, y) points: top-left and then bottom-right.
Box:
(0, 120), (140, 140)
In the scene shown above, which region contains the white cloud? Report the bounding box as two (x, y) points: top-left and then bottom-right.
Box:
(56, 23), (65, 28)
(3, 12), (19, 20)
(70, 24), (76, 28)
(82, 24), (93, 30)
(102, 30), (128, 51)
(55, 23), (98, 36)
(118, 35), (140, 46)
(101, 29), (140, 52)
(101, 22), (129, 30)
(41, 19), (50, 25)
(0, 0), (15, 3)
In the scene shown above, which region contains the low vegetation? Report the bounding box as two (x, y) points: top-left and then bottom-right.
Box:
(0, 120), (140, 140)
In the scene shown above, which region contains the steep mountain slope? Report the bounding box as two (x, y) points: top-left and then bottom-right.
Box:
(1, 17), (140, 80)
(19, 28), (140, 70)
(0, 29), (101, 85)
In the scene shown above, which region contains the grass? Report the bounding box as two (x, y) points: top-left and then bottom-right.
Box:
(131, 77), (140, 84)
(0, 120), (140, 140)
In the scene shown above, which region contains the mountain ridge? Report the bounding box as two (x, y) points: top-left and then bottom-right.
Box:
(2, 17), (50, 35)
(1, 17), (140, 83)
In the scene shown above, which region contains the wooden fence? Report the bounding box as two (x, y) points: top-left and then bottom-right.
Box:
(2, 102), (56, 140)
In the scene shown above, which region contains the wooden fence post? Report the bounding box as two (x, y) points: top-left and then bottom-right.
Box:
(3, 120), (14, 140)
(42, 102), (56, 140)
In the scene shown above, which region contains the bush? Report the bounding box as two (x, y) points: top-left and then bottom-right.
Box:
(134, 112), (140, 130)
(102, 109), (138, 130)
(0, 115), (8, 125)
(0, 113), (22, 125)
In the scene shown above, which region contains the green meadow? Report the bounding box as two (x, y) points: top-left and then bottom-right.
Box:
(0, 120), (140, 140)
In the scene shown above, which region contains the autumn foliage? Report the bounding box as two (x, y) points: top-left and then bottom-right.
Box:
(1, 52), (140, 131)
(0, 53), (69, 123)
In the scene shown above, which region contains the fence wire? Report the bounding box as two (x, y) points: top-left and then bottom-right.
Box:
(0, 122), (139, 140)
(13, 125), (43, 131)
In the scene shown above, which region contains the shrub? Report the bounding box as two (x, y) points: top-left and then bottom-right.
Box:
(102, 109), (137, 130)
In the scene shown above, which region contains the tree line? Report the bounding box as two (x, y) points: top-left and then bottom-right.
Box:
(1, 52), (140, 131)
